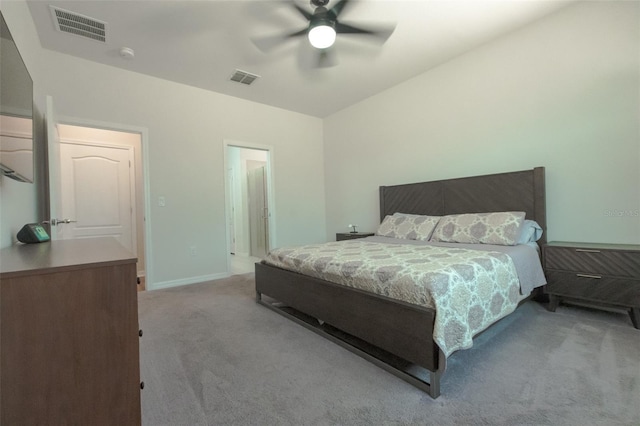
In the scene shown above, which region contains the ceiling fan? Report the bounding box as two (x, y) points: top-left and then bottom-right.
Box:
(253, 0), (396, 68)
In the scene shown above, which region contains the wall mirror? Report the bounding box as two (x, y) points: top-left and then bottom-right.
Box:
(0, 11), (34, 183)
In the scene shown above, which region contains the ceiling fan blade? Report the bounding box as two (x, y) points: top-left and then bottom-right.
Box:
(316, 48), (338, 68)
(251, 28), (308, 52)
(297, 42), (338, 70)
(292, 3), (313, 21)
(328, 0), (351, 20)
(286, 28), (309, 38)
(335, 22), (396, 43)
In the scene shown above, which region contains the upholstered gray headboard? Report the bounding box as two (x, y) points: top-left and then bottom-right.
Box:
(379, 167), (546, 244)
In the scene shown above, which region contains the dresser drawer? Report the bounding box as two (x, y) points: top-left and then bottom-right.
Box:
(544, 246), (640, 279)
(545, 270), (640, 306)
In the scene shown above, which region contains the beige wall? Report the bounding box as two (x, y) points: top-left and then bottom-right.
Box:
(2, 0), (638, 290)
(0, 1), (326, 290)
(323, 1), (640, 245)
(42, 51), (325, 289)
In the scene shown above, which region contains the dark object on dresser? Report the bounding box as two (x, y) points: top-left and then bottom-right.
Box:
(336, 232), (375, 241)
(543, 241), (640, 329)
(255, 167), (546, 398)
(0, 238), (142, 425)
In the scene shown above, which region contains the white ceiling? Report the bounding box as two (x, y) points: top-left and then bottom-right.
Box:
(26, 0), (576, 118)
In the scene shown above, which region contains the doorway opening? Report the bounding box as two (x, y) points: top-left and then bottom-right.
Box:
(56, 124), (147, 287)
(225, 143), (274, 276)
(45, 97), (151, 290)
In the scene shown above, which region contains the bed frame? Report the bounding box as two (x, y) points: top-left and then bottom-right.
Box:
(255, 167), (546, 398)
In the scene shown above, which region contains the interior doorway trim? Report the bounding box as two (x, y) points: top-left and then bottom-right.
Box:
(223, 139), (276, 274)
(55, 114), (153, 288)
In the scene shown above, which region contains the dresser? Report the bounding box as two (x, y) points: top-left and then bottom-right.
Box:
(543, 241), (640, 329)
(0, 238), (142, 425)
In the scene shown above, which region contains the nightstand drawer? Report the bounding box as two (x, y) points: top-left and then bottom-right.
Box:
(544, 246), (640, 279)
(545, 270), (640, 306)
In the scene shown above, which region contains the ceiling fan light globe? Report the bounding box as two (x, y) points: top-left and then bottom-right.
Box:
(308, 25), (336, 49)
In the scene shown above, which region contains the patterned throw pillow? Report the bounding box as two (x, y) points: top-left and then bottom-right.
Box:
(430, 211), (526, 246)
(376, 213), (442, 241)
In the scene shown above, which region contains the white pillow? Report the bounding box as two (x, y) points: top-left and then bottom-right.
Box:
(517, 220), (543, 244)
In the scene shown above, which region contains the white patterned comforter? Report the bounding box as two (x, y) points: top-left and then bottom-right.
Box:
(263, 239), (523, 357)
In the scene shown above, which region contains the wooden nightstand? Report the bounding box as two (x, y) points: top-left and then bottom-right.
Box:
(543, 241), (640, 329)
(336, 232), (375, 241)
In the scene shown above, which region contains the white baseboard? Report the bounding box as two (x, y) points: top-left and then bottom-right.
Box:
(149, 272), (230, 291)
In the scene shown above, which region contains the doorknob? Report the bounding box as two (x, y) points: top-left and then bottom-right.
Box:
(42, 219), (76, 226)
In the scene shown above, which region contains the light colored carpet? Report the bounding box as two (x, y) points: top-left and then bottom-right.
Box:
(138, 273), (640, 425)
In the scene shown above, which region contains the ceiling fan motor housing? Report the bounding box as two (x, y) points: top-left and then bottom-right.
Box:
(311, 0), (330, 6)
(310, 7), (334, 29)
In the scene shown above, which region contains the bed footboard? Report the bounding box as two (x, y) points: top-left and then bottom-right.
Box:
(255, 261), (444, 398)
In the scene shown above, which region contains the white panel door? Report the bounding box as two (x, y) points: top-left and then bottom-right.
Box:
(248, 165), (268, 258)
(228, 168), (236, 254)
(59, 142), (135, 253)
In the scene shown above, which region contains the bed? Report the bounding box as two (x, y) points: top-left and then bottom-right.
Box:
(255, 167), (546, 398)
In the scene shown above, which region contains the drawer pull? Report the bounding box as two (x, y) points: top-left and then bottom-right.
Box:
(575, 249), (601, 253)
(576, 273), (602, 279)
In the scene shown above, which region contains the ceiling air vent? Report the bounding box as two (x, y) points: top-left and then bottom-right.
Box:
(50, 6), (107, 43)
(229, 69), (260, 86)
